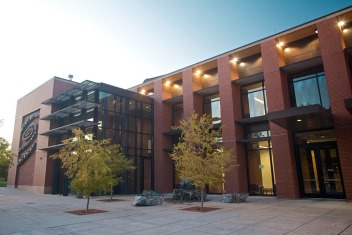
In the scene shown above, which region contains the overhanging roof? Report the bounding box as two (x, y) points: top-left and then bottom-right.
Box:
(40, 120), (98, 135)
(237, 137), (271, 143)
(232, 72), (264, 86)
(163, 95), (183, 104)
(42, 80), (101, 104)
(236, 115), (268, 125)
(267, 104), (333, 132)
(41, 101), (100, 120)
(39, 143), (66, 151)
(194, 85), (219, 96)
(280, 56), (323, 74)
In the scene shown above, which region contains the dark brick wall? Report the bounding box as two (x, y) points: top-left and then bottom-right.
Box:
(218, 56), (247, 193)
(318, 17), (352, 200)
(153, 79), (173, 192)
(261, 39), (300, 199)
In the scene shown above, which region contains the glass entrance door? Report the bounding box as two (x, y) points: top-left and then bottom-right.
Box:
(297, 142), (344, 198)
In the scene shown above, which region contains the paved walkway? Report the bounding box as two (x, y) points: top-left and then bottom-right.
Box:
(0, 187), (351, 235)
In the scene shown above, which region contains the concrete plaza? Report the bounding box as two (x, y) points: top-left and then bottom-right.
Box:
(0, 187), (351, 234)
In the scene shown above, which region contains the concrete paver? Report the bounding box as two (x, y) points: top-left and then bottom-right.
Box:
(0, 187), (351, 235)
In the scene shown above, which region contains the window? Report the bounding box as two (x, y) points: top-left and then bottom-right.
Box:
(203, 94), (221, 124)
(247, 141), (276, 196)
(290, 71), (330, 109)
(241, 82), (267, 118)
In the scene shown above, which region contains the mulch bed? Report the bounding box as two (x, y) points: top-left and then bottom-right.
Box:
(66, 209), (107, 215)
(180, 206), (221, 213)
(97, 198), (125, 202)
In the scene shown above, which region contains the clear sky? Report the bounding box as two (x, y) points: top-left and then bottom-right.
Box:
(0, 0), (351, 143)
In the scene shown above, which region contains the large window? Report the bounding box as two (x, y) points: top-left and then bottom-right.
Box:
(241, 82), (267, 118)
(290, 71), (330, 109)
(247, 141), (276, 196)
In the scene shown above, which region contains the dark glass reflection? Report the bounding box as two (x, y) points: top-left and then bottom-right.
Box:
(291, 72), (330, 109)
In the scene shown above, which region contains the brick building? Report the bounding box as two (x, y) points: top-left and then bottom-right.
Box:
(8, 7), (352, 200)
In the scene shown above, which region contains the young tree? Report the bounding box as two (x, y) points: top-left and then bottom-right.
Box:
(0, 137), (15, 179)
(102, 144), (135, 201)
(51, 129), (134, 213)
(170, 112), (235, 210)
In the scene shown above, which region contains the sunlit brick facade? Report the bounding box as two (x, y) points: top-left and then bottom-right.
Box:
(8, 7), (352, 200)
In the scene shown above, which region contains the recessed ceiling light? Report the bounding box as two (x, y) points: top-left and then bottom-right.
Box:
(338, 21), (345, 27)
(232, 57), (238, 63)
(195, 70), (201, 75)
(297, 119), (302, 122)
(277, 42), (284, 48)
(165, 81), (171, 85)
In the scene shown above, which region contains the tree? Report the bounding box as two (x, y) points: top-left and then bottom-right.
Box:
(170, 112), (235, 210)
(0, 137), (14, 179)
(102, 144), (135, 201)
(51, 129), (134, 213)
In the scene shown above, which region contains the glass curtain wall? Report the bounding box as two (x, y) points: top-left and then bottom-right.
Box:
(97, 91), (153, 194)
(241, 82), (268, 118)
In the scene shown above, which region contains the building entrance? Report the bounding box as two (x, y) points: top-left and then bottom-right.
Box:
(295, 131), (344, 199)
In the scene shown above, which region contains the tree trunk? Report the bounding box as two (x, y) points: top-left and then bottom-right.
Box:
(200, 187), (204, 211)
(110, 185), (113, 201)
(86, 195), (90, 214)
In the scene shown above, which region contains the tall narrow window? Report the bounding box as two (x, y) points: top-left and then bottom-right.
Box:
(203, 94), (221, 124)
(241, 82), (267, 118)
(247, 141), (276, 196)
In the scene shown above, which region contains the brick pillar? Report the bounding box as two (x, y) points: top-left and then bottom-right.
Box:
(261, 39), (300, 199)
(318, 17), (352, 200)
(218, 56), (247, 193)
(182, 68), (203, 117)
(153, 79), (173, 193)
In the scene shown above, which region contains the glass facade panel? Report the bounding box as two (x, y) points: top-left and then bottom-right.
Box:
(99, 92), (115, 111)
(49, 85), (153, 194)
(241, 82), (267, 118)
(247, 141), (275, 195)
(290, 72), (330, 109)
(203, 94), (221, 124)
(295, 130), (344, 198)
(87, 90), (96, 102)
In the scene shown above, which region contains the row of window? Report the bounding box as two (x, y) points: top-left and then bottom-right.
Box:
(172, 69), (329, 125)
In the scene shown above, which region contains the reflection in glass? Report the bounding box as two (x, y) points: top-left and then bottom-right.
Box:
(291, 72), (330, 109)
(247, 141), (275, 195)
(203, 94), (221, 124)
(241, 82), (267, 118)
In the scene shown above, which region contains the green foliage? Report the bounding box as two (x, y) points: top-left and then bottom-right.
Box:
(0, 178), (7, 187)
(170, 112), (235, 210)
(102, 143), (135, 200)
(51, 129), (134, 212)
(0, 137), (15, 179)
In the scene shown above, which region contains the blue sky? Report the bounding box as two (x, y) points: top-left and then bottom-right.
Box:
(0, 0), (351, 142)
